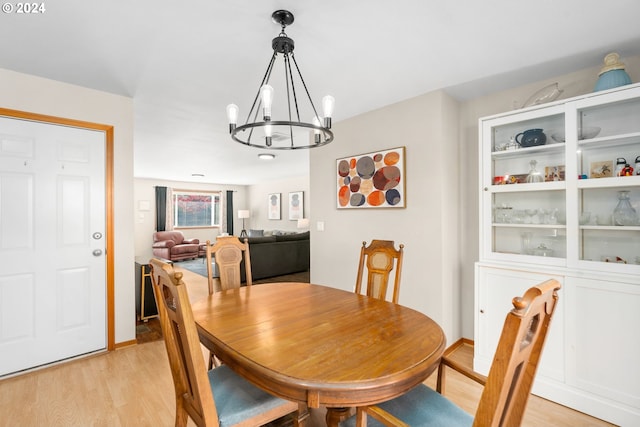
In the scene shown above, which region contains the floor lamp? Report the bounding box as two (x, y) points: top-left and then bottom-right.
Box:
(238, 210), (250, 238)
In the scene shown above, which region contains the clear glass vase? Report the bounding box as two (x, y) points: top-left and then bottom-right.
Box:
(613, 191), (637, 226)
(525, 160), (544, 183)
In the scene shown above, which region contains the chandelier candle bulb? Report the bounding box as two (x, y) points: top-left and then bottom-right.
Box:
(226, 104), (238, 132)
(312, 116), (322, 144)
(264, 124), (273, 146)
(260, 85), (274, 120)
(322, 95), (335, 128)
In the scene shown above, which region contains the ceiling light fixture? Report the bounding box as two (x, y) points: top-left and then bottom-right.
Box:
(258, 153), (276, 160)
(226, 10), (334, 150)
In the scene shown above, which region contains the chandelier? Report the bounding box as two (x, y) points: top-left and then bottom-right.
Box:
(226, 10), (334, 150)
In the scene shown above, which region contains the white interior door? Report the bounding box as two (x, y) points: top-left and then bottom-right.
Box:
(0, 116), (106, 376)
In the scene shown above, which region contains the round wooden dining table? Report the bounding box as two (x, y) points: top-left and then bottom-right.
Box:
(191, 282), (446, 426)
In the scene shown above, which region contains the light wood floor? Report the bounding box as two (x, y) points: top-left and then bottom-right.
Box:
(0, 266), (615, 427)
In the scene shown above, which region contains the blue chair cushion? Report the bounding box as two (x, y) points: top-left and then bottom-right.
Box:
(209, 365), (291, 427)
(340, 384), (473, 427)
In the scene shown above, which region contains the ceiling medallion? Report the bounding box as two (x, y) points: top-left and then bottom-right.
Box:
(226, 10), (334, 150)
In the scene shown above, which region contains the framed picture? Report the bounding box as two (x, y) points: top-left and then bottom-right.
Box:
(288, 191), (304, 220)
(268, 193), (281, 220)
(544, 165), (565, 182)
(590, 160), (613, 178)
(336, 146), (406, 209)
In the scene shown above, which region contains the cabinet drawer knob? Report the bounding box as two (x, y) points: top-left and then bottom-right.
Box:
(480, 309), (485, 314)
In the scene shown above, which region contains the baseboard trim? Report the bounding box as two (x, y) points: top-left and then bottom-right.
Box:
(444, 337), (473, 357)
(115, 339), (137, 349)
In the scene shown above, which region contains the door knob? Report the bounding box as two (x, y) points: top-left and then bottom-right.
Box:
(93, 249), (103, 257)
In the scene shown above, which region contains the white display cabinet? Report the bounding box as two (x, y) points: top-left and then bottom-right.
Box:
(476, 83), (640, 426)
(480, 84), (640, 271)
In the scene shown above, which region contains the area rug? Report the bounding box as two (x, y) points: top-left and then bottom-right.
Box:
(173, 258), (209, 277)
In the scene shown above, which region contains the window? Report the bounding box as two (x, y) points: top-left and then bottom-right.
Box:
(173, 191), (221, 228)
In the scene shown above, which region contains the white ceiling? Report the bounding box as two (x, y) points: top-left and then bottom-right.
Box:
(2, 0), (640, 185)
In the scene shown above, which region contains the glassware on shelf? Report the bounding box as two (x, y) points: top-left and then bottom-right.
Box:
(522, 82), (563, 108)
(524, 208), (539, 224)
(532, 243), (553, 257)
(502, 136), (519, 151)
(511, 210), (526, 224)
(526, 160), (544, 183)
(596, 214), (612, 226)
(494, 204), (512, 223)
(520, 232), (533, 255)
(537, 209), (548, 224)
(579, 212), (591, 225)
(612, 190), (638, 226)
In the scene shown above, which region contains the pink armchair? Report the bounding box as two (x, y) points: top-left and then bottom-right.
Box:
(152, 231), (200, 261)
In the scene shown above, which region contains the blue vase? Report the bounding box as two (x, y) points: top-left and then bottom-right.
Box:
(594, 69), (632, 91)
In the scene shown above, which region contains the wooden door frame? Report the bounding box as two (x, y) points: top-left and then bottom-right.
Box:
(0, 107), (115, 351)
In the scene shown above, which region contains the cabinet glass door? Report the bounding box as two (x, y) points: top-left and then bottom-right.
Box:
(573, 92), (640, 269)
(483, 107), (566, 264)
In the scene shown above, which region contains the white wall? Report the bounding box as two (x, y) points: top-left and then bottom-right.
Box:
(0, 67), (136, 344)
(133, 178), (248, 261)
(309, 90), (461, 341)
(247, 175), (310, 233)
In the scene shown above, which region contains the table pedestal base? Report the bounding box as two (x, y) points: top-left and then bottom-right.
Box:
(326, 407), (353, 427)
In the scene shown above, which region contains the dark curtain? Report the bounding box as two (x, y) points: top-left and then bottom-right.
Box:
(155, 186), (167, 232)
(226, 190), (234, 235)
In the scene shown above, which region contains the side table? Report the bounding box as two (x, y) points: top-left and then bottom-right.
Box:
(135, 257), (161, 321)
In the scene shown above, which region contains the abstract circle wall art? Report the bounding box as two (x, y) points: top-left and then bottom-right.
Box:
(336, 146), (406, 209)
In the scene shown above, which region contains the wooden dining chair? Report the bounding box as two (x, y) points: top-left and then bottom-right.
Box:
(149, 258), (304, 427)
(340, 279), (561, 427)
(204, 236), (253, 295)
(355, 240), (404, 303)
(204, 236), (253, 368)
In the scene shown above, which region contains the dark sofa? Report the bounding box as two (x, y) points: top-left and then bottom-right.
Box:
(241, 231), (310, 280)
